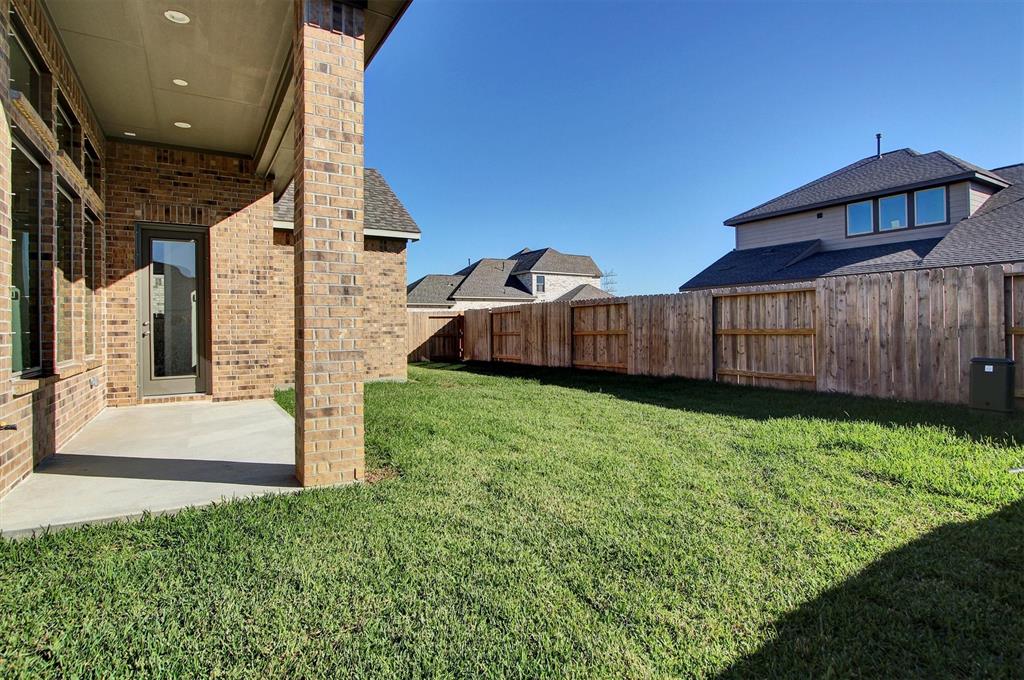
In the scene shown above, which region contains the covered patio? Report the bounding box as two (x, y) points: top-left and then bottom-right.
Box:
(0, 398), (296, 537)
(0, 0), (412, 516)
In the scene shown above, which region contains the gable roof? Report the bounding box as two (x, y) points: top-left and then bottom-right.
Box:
(681, 162), (1024, 290)
(407, 274), (464, 307)
(451, 259), (533, 300)
(555, 284), (615, 302)
(508, 248), (602, 277)
(725, 149), (1010, 226)
(273, 168), (421, 237)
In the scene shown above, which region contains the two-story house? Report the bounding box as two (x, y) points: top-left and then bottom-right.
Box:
(408, 247), (610, 310)
(680, 149), (1023, 290)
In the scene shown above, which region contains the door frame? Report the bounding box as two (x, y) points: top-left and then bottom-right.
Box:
(135, 223), (210, 397)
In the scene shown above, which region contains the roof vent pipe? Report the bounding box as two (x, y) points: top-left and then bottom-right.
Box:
(876, 133), (882, 158)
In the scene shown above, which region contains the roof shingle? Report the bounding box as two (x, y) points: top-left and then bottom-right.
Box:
(682, 161), (1024, 290)
(273, 168), (420, 235)
(725, 149), (1009, 226)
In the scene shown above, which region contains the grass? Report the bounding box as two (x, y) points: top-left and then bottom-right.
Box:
(2, 362), (1023, 678)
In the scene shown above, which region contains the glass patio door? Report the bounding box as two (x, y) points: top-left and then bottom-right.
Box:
(139, 226), (206, 396)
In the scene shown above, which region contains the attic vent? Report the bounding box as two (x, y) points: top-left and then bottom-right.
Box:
(817, 212), (823, 219)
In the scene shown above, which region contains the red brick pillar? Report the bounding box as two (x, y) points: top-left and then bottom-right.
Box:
(292, 0), (365, 485)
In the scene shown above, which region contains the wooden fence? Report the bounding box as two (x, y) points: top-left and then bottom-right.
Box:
(452, 263), (1020, 405)
(407, 312), (463, 362)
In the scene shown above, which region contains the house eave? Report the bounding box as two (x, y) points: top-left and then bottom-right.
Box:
(273, 220), (420, 241)
(723, 171), (1010, 227)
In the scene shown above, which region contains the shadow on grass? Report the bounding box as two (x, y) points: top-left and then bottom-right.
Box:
(718, 500), (1024, 678)
(416, 362), (1024, 448)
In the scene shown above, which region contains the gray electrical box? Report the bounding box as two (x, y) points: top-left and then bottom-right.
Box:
(969, 358), (1014, 413)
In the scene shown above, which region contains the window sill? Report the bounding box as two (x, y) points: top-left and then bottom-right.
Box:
(11, 374), (60, 397)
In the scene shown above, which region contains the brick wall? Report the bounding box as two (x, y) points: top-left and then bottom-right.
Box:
(363, 237), (408, 381)
(0, 365), (104, 494)
(104, 142), (274, 406)
(270, 233), (408, 386)
(0, 0), (108, 498)
(271, 229), (295, 387)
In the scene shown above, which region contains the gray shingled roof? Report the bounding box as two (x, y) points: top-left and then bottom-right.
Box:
(407, 274), (463, 307)
(923, 163), (1024, 268)
(509, 248), (602, 277)
(555, 284), (614, 302)
(451, 259), (533, 300)
(273, 168), (420, 235)
(725, 149), (1010, 226)
(681, 162), (1024, 290)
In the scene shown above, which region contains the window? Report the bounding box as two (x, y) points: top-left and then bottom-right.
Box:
(11, 141), (42, 374)
(914, 187), (946, 226)
(878, 194), (908, 231)
(8, 23), (41, 111)
(536, 275), (546, 293)
(55, 187), (74, 363)
(84, 214), (97, 357)
(54, 102), (76, 161)
(84, 142), (101, 193)
(846, 200), (874, 236)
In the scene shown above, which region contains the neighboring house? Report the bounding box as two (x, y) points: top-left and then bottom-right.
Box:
(0, 0), (412, 497)
(272, 170), (420, 384)
(680, 149), (1023, 290)
(408, 247), (610, 310)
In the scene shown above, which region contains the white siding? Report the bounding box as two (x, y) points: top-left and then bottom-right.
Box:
(531, 274), (602, 302)
(735, 181), (968, 252)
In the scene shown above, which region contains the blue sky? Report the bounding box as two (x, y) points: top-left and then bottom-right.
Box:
(366, 0), (1024, 295)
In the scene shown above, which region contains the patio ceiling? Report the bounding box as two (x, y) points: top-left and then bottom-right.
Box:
(43, 0), (409, 186)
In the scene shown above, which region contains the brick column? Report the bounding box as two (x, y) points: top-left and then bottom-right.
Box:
(292, 0), (365, 485)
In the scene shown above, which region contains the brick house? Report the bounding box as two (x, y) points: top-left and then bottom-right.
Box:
(407, 247), (610, 310)
(0, 0), (413, 498)
(272, 172), (420, 385)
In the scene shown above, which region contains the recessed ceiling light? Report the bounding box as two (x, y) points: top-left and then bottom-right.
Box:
(173, 121), (192, 129)
(172, 78), (189, 87)
(123, 131), (137, 137)
(163, 10), (190, 24)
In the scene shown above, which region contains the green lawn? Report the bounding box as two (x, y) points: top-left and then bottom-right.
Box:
(2, 363), (1023, 678)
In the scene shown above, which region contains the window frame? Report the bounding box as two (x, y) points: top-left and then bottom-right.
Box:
(878, 193), (909, 232)
(8, 21), (42, 113)
(845, 199), (875, 237)
(55, 183), (76, 365)
(913, 186), (947, 227)
(54, 99), (77, 162)
(10, 137), (44, 377)
(84, 140), (101, 193)
(83, 212), (97, 358)
(535, 274), (546, 293)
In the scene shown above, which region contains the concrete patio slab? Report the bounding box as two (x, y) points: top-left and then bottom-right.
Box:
(0, 399), (298, 537)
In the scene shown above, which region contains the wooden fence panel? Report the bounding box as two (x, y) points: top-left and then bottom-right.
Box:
(520, 301), (573, 367)
(1005, 273), (1024, 398)
(713, 289), (816, 390)
(417, 262), (1016, 407)
(463, 308), (491, 362)
(407, 312), (463, 362)
(817, 265), (1008, 404)
(573, 300), (628, 372)
(491, 309), (522, 362)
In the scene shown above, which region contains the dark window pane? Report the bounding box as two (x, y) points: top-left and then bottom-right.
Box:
(56, 190), (74, 363)
(11, 144), (41, 373)
(84, 216), (95, 356)
(9, 31), (40, 111)
(55, 105), (75, 160)
(846, 200), (873, 236)
(879, 194), (908, 231)
(151, 239), (198, 378)
(915, 187), (946, 226)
